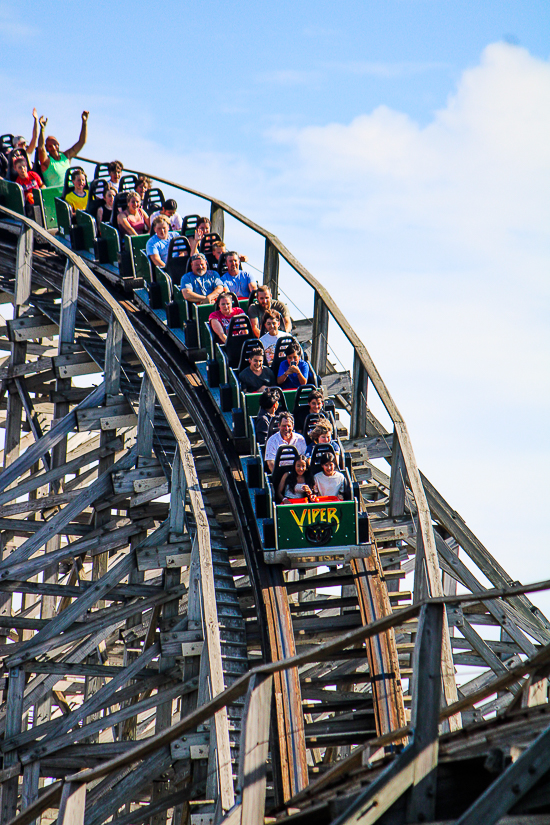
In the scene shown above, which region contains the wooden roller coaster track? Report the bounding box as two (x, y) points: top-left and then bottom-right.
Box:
(0, 158), (549, 825)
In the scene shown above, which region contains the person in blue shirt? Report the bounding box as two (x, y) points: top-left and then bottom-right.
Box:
(277, 342), (313, 389)
(146, 216), (179, 268)
(182, 253), (224, 305)
(221, 251), (257, 298)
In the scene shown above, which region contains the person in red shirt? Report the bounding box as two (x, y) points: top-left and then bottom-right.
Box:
(13, 158), (43, 213)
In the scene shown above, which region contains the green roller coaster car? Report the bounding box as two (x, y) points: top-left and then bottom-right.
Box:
(275, 499), (358, 550)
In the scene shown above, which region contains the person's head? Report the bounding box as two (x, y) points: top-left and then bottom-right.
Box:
(212, 240), (226, 261)
(13, 136), (26, 151)
(190, 253), (207, 275)
(248, 347), (264, 374)
(319, 452), (336, 475)
(196, 217), (210, 238)
(216, 293), (234, 316)
(126, 190), (142, 213)
(72, 168), (87, 192)
(108, 161), (123, 182)
(162, 198), (178, 218)
(278, 412), (294, 440)
(310, 420), (333, 445)
(256, 285), (272, 309)
(104, 186), (117, 207)
(293, 455), (309, 478)
(14, 158), (28, 178)
(285, 342), (301, 365)
(225, 251), (240, 276)
(263, 310), (280, 336)
(135, 176), (151, 197)
(152, 215), (170, 239)
(45, 136), (61, 160)
(259, 388), (280, 414)
(307, 390), (324, 414)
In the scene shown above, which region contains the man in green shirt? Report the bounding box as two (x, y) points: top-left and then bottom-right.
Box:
(37, 111), (89, 188)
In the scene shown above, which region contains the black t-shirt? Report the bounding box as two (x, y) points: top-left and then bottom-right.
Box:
(239, 366), (275, 393)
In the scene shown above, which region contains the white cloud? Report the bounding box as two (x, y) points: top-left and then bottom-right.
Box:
(329, 60), (450, 78)
(256, 69), (319, 86)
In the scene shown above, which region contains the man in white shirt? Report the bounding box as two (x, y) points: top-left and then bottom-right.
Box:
(265, 413), (306, 472)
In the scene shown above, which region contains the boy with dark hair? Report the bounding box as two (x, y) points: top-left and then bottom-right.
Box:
(13, 157), (43, 213)
(277, 343), (313, 389)
(238, 348), (275, 393)
(254, 388), (281, 445)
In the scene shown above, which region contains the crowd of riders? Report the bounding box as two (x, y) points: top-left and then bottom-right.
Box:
(2, 110), (344, 504)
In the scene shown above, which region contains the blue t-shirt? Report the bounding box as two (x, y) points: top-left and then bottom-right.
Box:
(146, 231), (178, 264)
(222, 270), (255, 298)
(182, 270), (223, 296)
(277, 359), (312, 389)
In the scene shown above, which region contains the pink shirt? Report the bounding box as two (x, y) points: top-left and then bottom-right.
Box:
(209, 307), (244, 333)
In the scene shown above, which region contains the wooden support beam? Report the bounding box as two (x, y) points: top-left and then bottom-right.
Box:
(263, 239), (279, 297)
(210, 203), (225, 240)
(239, 674), (273, 825)
(137, 374), (155, 460)
(57, 781), (86, 825)
(389, 427), (407, 518)
(311, 294), (329, 377)
(350, 353), (367, 439)
(405, 603), (443, 822)
(1, 667), (25, 824)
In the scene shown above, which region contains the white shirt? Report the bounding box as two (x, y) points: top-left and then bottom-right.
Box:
(314, 470), (345, 497)
(265, 431), (307, 463)
(260, 331), (285, 364)
(150, 209), (183, 231)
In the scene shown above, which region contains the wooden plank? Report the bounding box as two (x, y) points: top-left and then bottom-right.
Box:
(0, 357), (53, 381)
(8, 315), (59, 341)
(239, 674), (273, 825)
(57, 781), (86, 825)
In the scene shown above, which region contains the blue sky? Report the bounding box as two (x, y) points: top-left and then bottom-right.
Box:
(1, 0), (550, 611)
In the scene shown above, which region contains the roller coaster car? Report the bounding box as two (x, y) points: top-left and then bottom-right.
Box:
(243, 424), (364, 554)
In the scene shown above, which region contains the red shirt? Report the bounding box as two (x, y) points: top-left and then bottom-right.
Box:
(15, 171), (43, 204)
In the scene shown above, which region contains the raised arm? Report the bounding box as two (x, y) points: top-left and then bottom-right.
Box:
(37, 116), (49, 170)
(64, 111), (89, 160)
(28, 109), (39, 155)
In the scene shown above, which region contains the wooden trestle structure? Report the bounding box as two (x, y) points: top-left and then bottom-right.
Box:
(0, 163), (550, 825)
